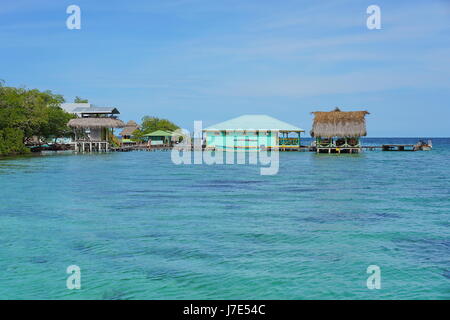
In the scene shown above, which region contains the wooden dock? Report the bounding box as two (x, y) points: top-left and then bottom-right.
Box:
(109, 143), (429, 153)
(363, 145), (419, 151)
(381, 144), (416, 151)
(362, 146), (383, 151)
(266, 146), (311, 152)
(111, 145), (172, 152)
(315, 147), (361, 154)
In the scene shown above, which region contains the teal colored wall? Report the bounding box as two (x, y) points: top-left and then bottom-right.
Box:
(205, 131), (276, 149)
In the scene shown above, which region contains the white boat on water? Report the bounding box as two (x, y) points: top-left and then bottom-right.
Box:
(414, 140), (432, 151)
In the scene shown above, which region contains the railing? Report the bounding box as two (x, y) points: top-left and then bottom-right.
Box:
(316, 138), (360, 148)
(318, 143), (361, 148)
(279, 138), (300, 146)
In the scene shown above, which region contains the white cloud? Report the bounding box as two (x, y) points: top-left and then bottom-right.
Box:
(200, 67), (450, 98)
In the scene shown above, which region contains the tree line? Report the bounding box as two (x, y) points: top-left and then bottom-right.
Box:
(0, 81), (75, 156)
(132, 116), (180, 141)
(0, 81), (181, 156)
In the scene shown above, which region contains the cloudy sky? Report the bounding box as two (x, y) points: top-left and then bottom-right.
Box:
(1, 0), (449, 136)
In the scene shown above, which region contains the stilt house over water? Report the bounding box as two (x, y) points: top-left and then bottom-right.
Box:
(67, 107), (125, 152)
(310, 108), (369, 153)
(203, 114), (304, 151)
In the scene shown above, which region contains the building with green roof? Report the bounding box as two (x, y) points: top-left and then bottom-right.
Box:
(203, 115), (304, 151)
(143, 130), (173, 146)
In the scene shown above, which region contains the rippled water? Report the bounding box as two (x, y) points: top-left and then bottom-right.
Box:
(0, 138), (449, 299)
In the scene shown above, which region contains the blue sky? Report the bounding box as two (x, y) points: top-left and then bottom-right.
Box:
(1, 0), (449, 136)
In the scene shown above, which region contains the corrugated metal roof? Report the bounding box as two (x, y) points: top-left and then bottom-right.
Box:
(72, 107), (120, 114)
(204, 115), (304, 131)
(60, 103), (91, 113)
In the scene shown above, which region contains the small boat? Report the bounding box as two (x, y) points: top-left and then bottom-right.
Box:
(28, 143), (72, 152)
(414, 140), (432, 151)
(29, 144), (50, 152)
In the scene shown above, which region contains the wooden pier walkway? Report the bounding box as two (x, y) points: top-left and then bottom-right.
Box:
(363, 145), (418, 151)
(111, 145), (172, 152)
(381, 144), (416, 151)
(109, 144), (428, 153)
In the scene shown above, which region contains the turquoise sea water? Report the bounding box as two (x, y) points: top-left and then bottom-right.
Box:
(0, 138), (449, 300)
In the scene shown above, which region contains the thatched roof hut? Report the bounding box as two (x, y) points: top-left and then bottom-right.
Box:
(67, 118), (125, 129)
(119, 120), (140, 136)
(310, 108), (369, 138)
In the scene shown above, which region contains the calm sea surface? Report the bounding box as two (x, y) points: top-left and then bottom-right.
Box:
(0, 138), (449, 299)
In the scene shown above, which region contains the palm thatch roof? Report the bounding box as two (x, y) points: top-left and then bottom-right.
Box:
(119, 120), (140, 136)
(125, 120), (138, 126)
(67, 118), (125, 129)
(310, 108), (369, 138)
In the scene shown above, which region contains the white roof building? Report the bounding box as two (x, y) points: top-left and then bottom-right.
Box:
(60, 103), (91, 114)
(203, 114), (304, 150)
(61, 103), (120, 117)
(204, 114), (304, 132)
